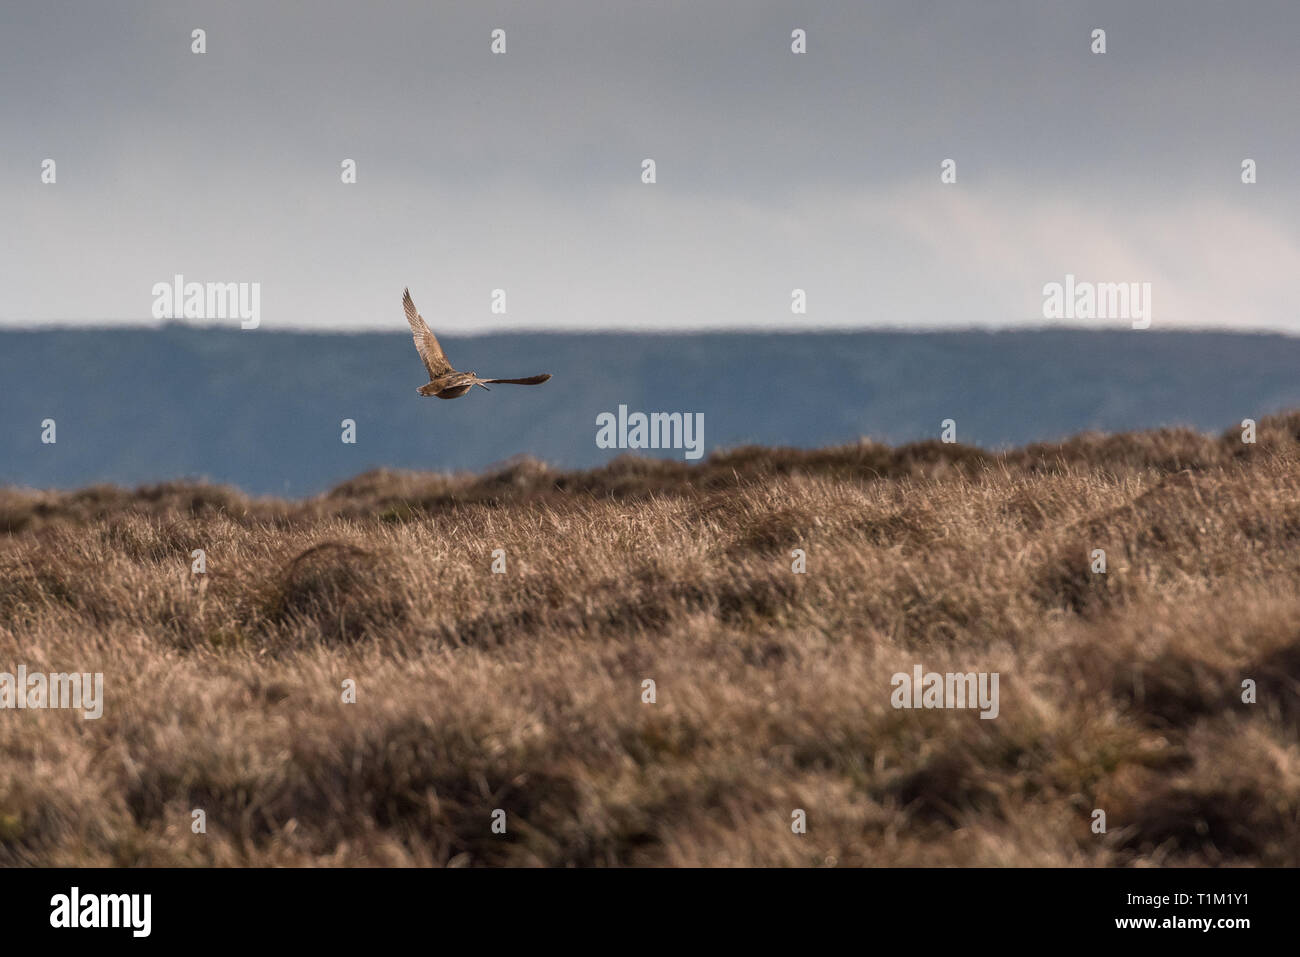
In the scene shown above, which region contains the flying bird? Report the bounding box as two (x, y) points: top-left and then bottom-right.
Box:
(402, 288), (552, 399)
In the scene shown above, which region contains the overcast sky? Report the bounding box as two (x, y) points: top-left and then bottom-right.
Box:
(1, 1), (1297, 332)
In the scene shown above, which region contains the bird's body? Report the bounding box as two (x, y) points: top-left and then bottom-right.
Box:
(417, 372), (480, 399)
(402, 288), (551, 399)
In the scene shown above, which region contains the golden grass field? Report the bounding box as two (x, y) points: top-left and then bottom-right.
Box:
(2, 414), (1299, 866)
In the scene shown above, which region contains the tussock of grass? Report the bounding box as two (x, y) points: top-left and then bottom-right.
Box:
(2, 414), (1300, 865)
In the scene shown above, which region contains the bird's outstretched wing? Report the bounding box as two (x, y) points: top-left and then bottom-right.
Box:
(403, 288), (454, 378)
(481, 374), (552, 385)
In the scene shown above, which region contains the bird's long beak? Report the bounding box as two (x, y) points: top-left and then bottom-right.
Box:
(475, 380), (491, 391)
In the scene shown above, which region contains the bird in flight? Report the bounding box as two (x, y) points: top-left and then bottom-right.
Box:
(402, 288), (552, 399)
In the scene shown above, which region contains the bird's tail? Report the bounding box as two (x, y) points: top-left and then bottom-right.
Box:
(480, 374), (552, 385)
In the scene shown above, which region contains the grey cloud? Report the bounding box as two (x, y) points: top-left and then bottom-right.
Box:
(0, 1), (1296, 331)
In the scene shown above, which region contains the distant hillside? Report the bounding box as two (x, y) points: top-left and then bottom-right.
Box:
(3, 326), (1299, 495)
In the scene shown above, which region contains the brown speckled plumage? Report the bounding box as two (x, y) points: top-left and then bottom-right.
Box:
(403, 288), (552, 399)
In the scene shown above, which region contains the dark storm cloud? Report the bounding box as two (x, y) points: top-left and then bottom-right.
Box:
(1, 1), (1296, 330)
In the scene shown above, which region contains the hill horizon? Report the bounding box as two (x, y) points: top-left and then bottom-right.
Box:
(5, 326), (1300, 496)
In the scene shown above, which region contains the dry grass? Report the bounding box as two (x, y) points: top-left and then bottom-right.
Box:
(2, 413), (1299, 866)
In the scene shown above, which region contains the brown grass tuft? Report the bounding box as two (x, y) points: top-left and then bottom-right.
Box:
(269, 543), (410, 646)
